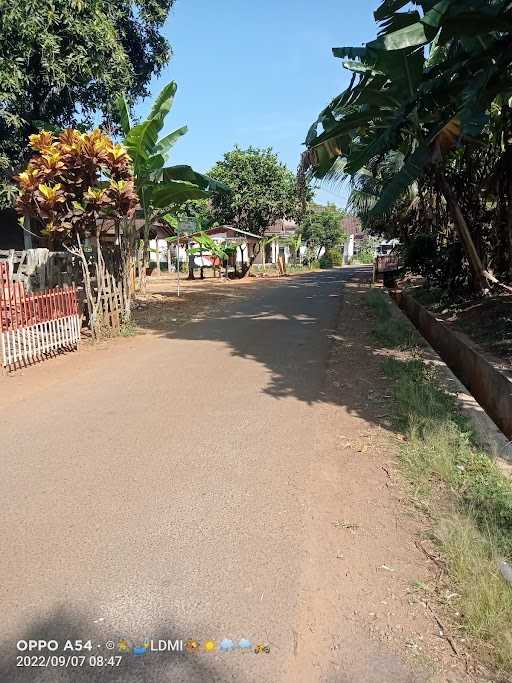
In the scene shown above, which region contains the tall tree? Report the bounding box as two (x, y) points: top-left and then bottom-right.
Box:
(300, 204), (346, 258)
(209, 146), (300, 236)
(0, 0), (174, 181)
(208, 146), (302, 273)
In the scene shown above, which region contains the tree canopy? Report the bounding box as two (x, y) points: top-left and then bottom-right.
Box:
(302, 0), (512, 292)
(0, 0), (174, 178)
(300, 204), (346, 256)
(208, 146), (301, 237)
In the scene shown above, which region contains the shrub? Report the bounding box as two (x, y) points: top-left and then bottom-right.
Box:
(355, 246), (375, 264)
(319, 248), (343, 268)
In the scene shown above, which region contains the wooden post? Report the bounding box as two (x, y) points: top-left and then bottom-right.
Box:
(23, 211), (33, 250)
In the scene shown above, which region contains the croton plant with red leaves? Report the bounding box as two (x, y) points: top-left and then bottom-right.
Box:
(16, 128), (138, 240)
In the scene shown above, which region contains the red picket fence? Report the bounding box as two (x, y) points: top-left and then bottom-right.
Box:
(0, 262), (80, 370)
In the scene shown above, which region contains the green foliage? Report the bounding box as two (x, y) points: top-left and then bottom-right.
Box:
(319, 248), (343, 269)
(369, 294), (512, 547)
(120, 319), (138, 337)
(0, 0), (174, 177)
(222, 242), (238, 258)
(180, 199), (216, 230)
(119, 82), (227, 210)
(436, 514), (512, 673)
(305, 0), (512, 199)
(383, 351), (512, 557)
(208, 146), (301, 237)
(403, 233), (467, 291)
(354, 245), (375, 264)
(117, 82), (227, 268)
(186, 232), (228, 261)
(302, 1), (512, 289)
(300, 203), (346, 256)
(354, 236), (379, 262)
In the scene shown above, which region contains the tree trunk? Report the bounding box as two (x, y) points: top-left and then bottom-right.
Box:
(74, 233), (96, 340)
(437, 172), (487, 292)
(23, 210), (33, 250)
(138, 226), (149, 293)
(240, 241), (261, 278)
(119, 219), (134, 323)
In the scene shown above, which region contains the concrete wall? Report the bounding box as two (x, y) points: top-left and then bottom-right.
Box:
(343, 235), (354, 264)
(396, 290), (512, 440)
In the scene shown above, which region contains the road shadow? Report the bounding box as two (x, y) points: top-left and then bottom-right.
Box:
(135, 266), (403, 432)
(1, 607), (227, 683)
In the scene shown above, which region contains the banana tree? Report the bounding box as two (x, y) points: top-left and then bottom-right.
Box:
(287, 231), (303, 265)
(221, 242), (238, 279)
(302, 0), (512, 292)
(189, 232), (228, 279)
(165, 229), (228, 280)
(116, 82), (227, 290)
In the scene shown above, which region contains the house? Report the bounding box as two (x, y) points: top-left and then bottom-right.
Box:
(205, 226), (262, 269)
(205, 221), (300, 268)
(148, 221), (300, 272)
(257, 219), (301, 265)
(147, 213), (365, 272)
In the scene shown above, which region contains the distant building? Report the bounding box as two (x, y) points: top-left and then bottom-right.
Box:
(342, 215), (362, 239)
(147, 212), (366, 271)
(206, 221), (300, 267)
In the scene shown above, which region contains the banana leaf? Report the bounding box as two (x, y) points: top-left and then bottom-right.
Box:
(161, 166), (229, 193)
(370, 144), (431, 216)
(150, 180), (212, 208)
(115, 94), (132, 136)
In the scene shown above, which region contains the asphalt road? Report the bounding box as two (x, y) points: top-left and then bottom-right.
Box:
(0, 267), (427, 682)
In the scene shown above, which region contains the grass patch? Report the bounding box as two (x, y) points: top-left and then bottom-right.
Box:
(381, 354), (512, 673)
(365, 289), (512, 673)
(383, 357), (512, 556)
(120, 319), (138, 337)
(437, 514), (512, 673)
(366, 288), (417, 349)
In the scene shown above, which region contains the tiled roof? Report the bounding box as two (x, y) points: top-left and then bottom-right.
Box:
(341, 216), (362, 235)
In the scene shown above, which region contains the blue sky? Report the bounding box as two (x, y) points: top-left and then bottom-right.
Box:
(135, 0), (380, 208)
